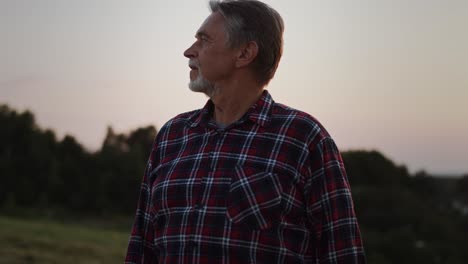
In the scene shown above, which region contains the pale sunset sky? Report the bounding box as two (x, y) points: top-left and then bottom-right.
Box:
(1, 0), (467, 175)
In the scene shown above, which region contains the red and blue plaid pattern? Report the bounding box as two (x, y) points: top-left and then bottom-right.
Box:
(126, 90), (366, 263)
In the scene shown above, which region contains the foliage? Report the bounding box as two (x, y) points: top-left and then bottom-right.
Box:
(343, 150), (468, 263)
(0, 104), (157, 215)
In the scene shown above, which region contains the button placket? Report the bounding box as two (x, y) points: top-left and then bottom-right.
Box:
(196, 130), (218, 209)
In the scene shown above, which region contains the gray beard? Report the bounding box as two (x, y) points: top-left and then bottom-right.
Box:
(189, 74), (218, 98)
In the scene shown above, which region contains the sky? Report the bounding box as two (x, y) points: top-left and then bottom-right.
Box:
(1, 0), (467, 175)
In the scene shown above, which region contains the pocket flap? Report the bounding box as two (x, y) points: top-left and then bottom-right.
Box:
(227, 166), (283, 230)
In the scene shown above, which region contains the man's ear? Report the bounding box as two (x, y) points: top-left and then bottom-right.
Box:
(235, 41), (258, 68)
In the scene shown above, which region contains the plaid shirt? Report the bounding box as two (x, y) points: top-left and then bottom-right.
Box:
(126, 90), (365, 263)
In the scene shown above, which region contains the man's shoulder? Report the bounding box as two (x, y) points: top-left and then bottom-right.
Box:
(270, 102), (331, 139)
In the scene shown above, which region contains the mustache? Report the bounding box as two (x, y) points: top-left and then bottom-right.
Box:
(188, 60), (199, 68)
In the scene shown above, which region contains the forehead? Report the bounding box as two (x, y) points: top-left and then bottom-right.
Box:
(196, 11), (226, 38)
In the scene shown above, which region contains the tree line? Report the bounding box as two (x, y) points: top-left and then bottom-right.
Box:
(1, 103), (467, 263)
(0, 104), (156, 215)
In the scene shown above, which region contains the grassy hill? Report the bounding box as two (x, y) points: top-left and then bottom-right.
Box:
(0, 215), (129, 264)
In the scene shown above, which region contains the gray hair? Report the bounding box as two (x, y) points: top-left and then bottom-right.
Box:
(209, 0), (284, 86)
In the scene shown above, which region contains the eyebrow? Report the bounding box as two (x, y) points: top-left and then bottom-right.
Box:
(195, 30), (212, 40)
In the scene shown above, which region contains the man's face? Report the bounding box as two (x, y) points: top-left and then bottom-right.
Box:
(183, 12), (237, 97)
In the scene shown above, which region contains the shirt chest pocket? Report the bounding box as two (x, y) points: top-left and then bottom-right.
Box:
(227, 166), (283, 230)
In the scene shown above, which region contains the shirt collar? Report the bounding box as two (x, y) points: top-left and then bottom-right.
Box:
(188, 89), (274, 128)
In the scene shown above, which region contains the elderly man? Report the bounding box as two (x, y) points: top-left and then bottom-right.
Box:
(126, 0), (366, 263)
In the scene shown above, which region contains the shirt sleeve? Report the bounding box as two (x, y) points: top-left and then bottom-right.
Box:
(306, 137), (366, 264)
(125, 141), (159, 264)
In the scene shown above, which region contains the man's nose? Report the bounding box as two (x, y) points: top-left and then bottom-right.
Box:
(183, 43), (196, 59)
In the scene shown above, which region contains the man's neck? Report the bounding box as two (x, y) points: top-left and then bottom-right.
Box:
(210, 83), (264, 126)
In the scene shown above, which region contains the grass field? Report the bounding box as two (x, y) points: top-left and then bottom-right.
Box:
(0, 215), (130, 264)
